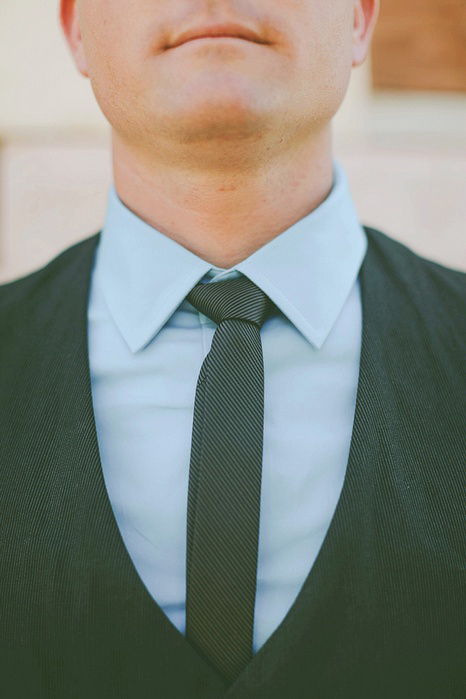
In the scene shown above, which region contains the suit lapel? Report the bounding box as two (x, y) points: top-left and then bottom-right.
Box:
(227, 227), (401, 694)
(32, 233), (227, 694)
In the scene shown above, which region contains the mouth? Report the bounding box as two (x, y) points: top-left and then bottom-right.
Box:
(166, 23), (270, 51)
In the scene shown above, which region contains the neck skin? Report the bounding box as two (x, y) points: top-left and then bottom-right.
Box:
(112, 124), (334, 270)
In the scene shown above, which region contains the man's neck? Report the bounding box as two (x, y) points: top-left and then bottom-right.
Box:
(112, 126), (334, 269)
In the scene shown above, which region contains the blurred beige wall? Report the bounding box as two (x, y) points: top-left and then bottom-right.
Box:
(1, 0), (465, 282)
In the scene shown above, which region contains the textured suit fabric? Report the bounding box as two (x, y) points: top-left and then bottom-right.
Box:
(1, 226), (465, 699)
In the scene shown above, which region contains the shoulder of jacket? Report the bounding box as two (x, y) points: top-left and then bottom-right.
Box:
(0, 232), (101, 314)
(363, 225), (466, 306)
(362, 226), (465, 387)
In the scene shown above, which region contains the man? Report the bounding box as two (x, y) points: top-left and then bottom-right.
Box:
(1, 1), (464, 697)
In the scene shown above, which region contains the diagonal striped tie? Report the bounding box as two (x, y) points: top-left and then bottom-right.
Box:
(185, 275), (277, 684)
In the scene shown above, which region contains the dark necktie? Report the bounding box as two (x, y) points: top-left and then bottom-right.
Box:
(185, 275), (277, 683)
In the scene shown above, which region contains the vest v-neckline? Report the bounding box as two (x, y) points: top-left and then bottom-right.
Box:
(62, 229), (388, 695)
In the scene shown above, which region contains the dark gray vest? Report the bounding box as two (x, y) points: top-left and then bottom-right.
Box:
(1, 227), (464, 698)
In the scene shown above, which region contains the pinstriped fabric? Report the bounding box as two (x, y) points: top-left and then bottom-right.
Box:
(1, 228), (465, 698)
(185, 275), (278, 684)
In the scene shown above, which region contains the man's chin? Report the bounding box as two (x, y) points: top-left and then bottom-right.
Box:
(148, 95), (269, 144)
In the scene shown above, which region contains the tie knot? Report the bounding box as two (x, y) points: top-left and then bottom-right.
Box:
(186, 275), (277, 328)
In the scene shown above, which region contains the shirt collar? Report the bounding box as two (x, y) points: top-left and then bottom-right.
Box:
(95, 160), (367, 353)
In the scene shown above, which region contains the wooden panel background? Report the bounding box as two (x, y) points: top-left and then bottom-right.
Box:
(371, 0), (466, 92)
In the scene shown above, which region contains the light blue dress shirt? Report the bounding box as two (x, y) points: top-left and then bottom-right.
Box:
(87, 160), (368, 653)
